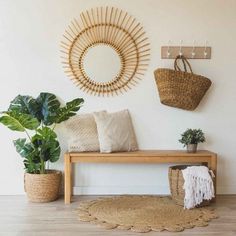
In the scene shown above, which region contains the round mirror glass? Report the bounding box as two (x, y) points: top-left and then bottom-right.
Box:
(83, 44), (121, 83)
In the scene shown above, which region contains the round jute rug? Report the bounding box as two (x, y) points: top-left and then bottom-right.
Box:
(77, 196), (218, 233)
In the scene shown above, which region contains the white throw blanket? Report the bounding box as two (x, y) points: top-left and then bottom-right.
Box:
(182, 166), (215, 209)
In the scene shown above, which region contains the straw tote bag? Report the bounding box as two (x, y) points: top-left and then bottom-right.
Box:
(154, 55), (212, 110)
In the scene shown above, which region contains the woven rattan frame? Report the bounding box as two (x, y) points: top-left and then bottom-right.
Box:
(61, 7), (150, 96)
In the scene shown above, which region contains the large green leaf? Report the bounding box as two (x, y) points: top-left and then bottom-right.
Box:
(8, 95), (40, 119)
(31, 127), (61, 162)
(32, 127), (57, 147)
(0, 111), (40, 131)
(23, 158), (40, 173)
(37, 126), (57, 139)
(14, 138), (28, 157)
(36, 93), (60, 125)
(14, 138), (41, 173)
(56, 98), (84, 123)
(13, 138), (39, 160)
(48, 139), (61, 162)
(35, 140), (60, 163)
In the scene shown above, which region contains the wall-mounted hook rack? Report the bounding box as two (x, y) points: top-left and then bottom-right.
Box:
(161, 46), (211, 59)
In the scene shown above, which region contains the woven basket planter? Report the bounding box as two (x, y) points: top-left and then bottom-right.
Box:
(168, 165), (210, 207)
(154, 56), (212, 110)
(24, 170), (62, 203)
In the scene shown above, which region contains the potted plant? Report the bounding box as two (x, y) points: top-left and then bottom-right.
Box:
(0, 92), (84, 202)
(179, 129), (206, 153)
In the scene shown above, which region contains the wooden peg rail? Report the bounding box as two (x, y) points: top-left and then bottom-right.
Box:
(161, 46), (211, 59)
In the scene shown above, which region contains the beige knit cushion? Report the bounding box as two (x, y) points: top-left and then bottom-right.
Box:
(93, 110), (138, 153)
(65, 113), (100, 152)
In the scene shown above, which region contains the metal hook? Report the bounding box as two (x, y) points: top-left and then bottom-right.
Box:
(191, 40), (196, 58)
(179, 40), (183, 56)
(204, 40), (208, 58)
(167, 40), (171, 58)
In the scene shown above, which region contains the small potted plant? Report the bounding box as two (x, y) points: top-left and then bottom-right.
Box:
(179, 129), (205, 153)
(0, 92), (84, 202)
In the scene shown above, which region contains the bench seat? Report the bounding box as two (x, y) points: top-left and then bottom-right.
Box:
(64, 150), (217, 204)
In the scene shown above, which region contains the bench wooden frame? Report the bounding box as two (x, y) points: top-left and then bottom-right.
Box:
(64, 150), (217, 204)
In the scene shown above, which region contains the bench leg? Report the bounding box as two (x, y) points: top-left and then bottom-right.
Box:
(206, 155), (217, 202)
(64, 153), (72, 204)
(210, 154), (217, 200)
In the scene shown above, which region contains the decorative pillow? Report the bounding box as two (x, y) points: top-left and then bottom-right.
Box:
(93, 109), (138, 153)
(65, 113), (100, 152)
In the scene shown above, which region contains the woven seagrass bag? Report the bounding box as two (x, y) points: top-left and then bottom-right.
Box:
(154, 55), (212, 110)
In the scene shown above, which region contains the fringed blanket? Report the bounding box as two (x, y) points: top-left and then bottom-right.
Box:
(182, 166), (215, 209)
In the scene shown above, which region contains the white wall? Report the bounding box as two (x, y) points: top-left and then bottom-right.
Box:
(0, 0), (235, 195)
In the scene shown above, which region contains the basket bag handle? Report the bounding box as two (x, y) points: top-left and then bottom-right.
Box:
(174, 55), (193, 74)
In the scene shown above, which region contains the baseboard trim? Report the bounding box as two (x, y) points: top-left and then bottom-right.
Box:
(0, 185), (234, 195)
(217, 186), (236, 194)
(73, 185), (236, 195)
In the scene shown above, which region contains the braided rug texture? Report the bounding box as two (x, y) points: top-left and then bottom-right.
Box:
(78, 195), (218, 233)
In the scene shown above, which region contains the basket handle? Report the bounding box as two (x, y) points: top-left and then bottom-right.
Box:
(174, 55), (193, 74)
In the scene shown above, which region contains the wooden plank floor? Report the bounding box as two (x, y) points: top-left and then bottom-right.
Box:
(0, 195), (235, 236)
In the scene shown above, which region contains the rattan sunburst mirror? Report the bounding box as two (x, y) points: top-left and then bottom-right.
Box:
(61, 7), (150, 96)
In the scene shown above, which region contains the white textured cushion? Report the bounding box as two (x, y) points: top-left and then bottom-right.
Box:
(93, 109), (138, 153)
(65, 113), (100, 152)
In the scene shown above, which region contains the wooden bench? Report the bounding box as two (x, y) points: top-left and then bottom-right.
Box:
(64, 150), (217, 204)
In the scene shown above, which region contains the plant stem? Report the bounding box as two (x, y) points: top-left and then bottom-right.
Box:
(40, 158), (45, 174)
(24, 130), (32, 142)
(52, 123), (56, 131)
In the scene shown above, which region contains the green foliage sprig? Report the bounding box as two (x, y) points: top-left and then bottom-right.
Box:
(0, 93), (84, 174)
(179, 129), (205, 147)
